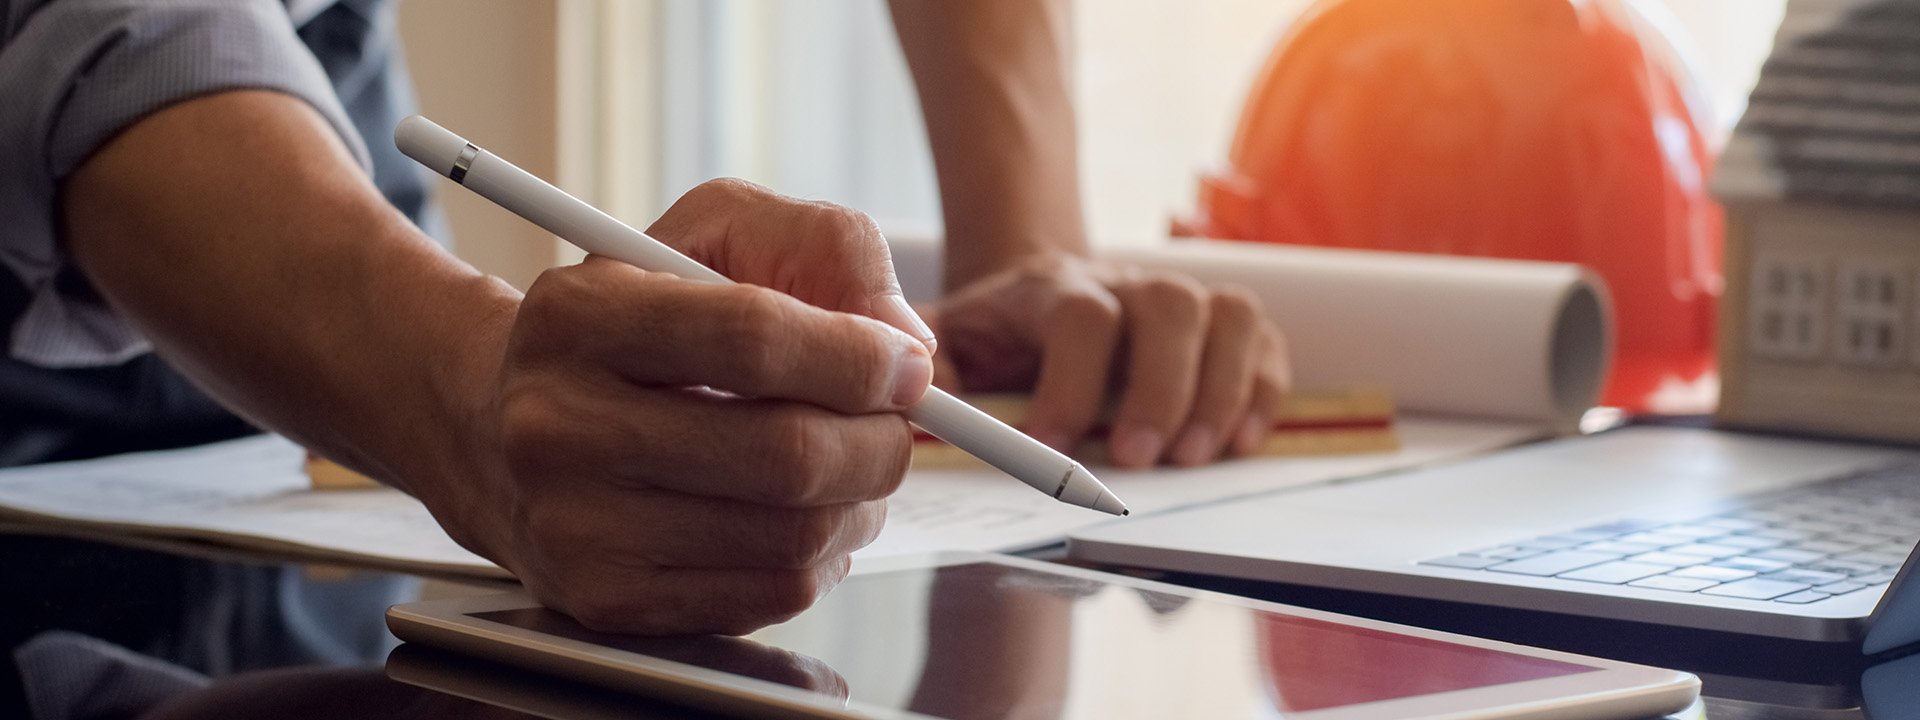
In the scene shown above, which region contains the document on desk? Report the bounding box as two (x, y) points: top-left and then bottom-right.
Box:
(0, 417), (1532, 575)
(860, 415), (1539, 558)
(0, 435), (506, 578)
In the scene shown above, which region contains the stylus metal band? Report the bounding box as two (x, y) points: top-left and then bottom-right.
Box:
(1053, 466), (1075, 498)
(450, 143), (480, 184)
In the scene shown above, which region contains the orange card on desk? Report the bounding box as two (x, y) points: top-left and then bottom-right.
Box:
(912, 388), (1398, 470)
(305, 453), (381, 490)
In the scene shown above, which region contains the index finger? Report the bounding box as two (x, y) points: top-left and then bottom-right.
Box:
(645, 178), (936, 350)
(533, 262), (932, 414)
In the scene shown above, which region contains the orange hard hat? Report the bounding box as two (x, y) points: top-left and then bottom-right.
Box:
(1179, 0), (1723, 411)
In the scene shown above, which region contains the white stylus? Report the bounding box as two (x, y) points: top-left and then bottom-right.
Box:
(396, 116), (1127, 517)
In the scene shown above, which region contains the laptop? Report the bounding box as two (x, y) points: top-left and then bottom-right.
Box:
(1068, 426), (1920, 652)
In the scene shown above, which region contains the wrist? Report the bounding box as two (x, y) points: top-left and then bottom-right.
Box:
(941, 227), (1091, 291)
(398, 277), (523, 564)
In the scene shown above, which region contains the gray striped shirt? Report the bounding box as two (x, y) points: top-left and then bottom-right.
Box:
(0, 0), (439, 368)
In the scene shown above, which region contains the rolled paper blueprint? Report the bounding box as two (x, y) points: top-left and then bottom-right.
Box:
(889, 237), (1610, 431)
(1110, 240), (1611, 430)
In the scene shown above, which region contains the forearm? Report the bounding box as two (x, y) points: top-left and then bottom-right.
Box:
(889, 0), (1088, 290)
(61, 91), (517, 539)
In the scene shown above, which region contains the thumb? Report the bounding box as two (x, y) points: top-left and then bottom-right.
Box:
(869, 289), (937, 355)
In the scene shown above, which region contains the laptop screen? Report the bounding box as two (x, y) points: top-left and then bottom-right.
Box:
(473, 562), (1597, 717)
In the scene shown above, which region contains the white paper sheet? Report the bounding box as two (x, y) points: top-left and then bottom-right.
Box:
(859, 415), (1540, 558)
(0, 416), (1532, 576)
(0, 435), (505, 578)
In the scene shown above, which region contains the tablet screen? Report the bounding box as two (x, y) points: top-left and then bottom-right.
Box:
(473, 562), (1596, 717)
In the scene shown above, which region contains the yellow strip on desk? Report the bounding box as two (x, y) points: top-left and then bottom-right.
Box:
(912, 388), (1398, 470)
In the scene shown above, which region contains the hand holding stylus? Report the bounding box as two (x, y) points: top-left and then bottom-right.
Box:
(466, 179), (936, 634)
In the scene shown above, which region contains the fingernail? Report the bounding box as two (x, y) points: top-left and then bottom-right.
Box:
(891, 347), (933, 407)
(1236, 413), (1269, 455)
(1172, 424), (1216, 467)
(874, 294), (937, 353)
(1111, 426), (1164, 468)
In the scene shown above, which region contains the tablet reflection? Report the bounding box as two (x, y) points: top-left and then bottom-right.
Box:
(473, 608), (849, 700)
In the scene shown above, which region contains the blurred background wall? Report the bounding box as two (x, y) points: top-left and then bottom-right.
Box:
(397, 0), (1789, 287)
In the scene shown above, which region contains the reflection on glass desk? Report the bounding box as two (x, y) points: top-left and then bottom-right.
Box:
(0, 529), (1913, 719)
(425, 561), (1614, 718)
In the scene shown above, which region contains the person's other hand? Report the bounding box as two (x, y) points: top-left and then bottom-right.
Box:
(928, 253), (1289, 469)
(446, 179), (935, 636)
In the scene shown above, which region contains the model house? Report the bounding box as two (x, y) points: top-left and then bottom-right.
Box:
(1714, 0), (1920, 443)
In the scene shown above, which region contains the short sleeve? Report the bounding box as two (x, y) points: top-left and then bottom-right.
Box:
(0, 0), (371, 367)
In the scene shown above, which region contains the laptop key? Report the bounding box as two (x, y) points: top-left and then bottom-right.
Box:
(1765, 569), (1849, 585)
(1629, 575), (1722, 592)
(1670, 566), (1756, 582)
(1618, 532), (1696, 547)
(1772, 591), (1832, 604)
(1715, 535), (1786, 550)
(1802, 560), (1881, 576)
(1701, 579), (1814, 600)
(1487, 551), (1621, 577)
(1419, 555), (1504, 570)
(1856, 572), (1899, 585)
(1792, 540), (1861, 555)
(1827, 529), (1889, 545)
(1627, 551), (1712, 568)
(1753, 548), (1826, 564)
(1561, 532), (1630, 544)
(1578, 520), (1665, 536)
(1711, 557), (1794, 573)
(1520, 536), (1584, 550)
(1740, 527), (1818, 542)
(1579, 541), (1664, 555)
(1467, 546), (1545, 560)
(1663, 543), (1748, 559)
(1789, 520), (1853, 535)
(1814, 581), (1870, 595)
(1558, 562), (1676, 584)
(1657, 524), (1731, 540)
(1837, 551), (1908, 567)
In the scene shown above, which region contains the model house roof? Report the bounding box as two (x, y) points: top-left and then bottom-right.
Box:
(1713, 0), (1920, 208)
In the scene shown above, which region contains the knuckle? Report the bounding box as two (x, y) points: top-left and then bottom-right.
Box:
(844, 322), (900, 409)
(498, 388), (569, 476)
(521, 267), (587, 326)
(876, 420), (913, 497)
(808, 206), (892, 285)
(764, 508), (842, 568)
(1136, 276), (1207, 320)
(758, 411), (830, 506)
(694, 177), (765, 204)
(811, 203), (880, 239)
(719, 290), (792, 381)
(1210, 287), (1262, 325)
(1050, 290), (1122, 329)
(753, 569), (830, 622)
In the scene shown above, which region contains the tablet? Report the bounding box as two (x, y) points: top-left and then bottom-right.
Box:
(386, 553), (1696, 720)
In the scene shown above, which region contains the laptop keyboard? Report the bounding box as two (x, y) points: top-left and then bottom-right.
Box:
(1420, 462), (1920, 604)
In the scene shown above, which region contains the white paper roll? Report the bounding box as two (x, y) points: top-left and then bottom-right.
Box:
(1110, 241), (1612, 429)
(889, 237), (1612, 430)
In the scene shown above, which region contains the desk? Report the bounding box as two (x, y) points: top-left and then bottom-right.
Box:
(0, 531), (1889, 720)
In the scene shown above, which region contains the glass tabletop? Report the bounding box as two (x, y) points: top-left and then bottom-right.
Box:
(0, 530), (1907, 720)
